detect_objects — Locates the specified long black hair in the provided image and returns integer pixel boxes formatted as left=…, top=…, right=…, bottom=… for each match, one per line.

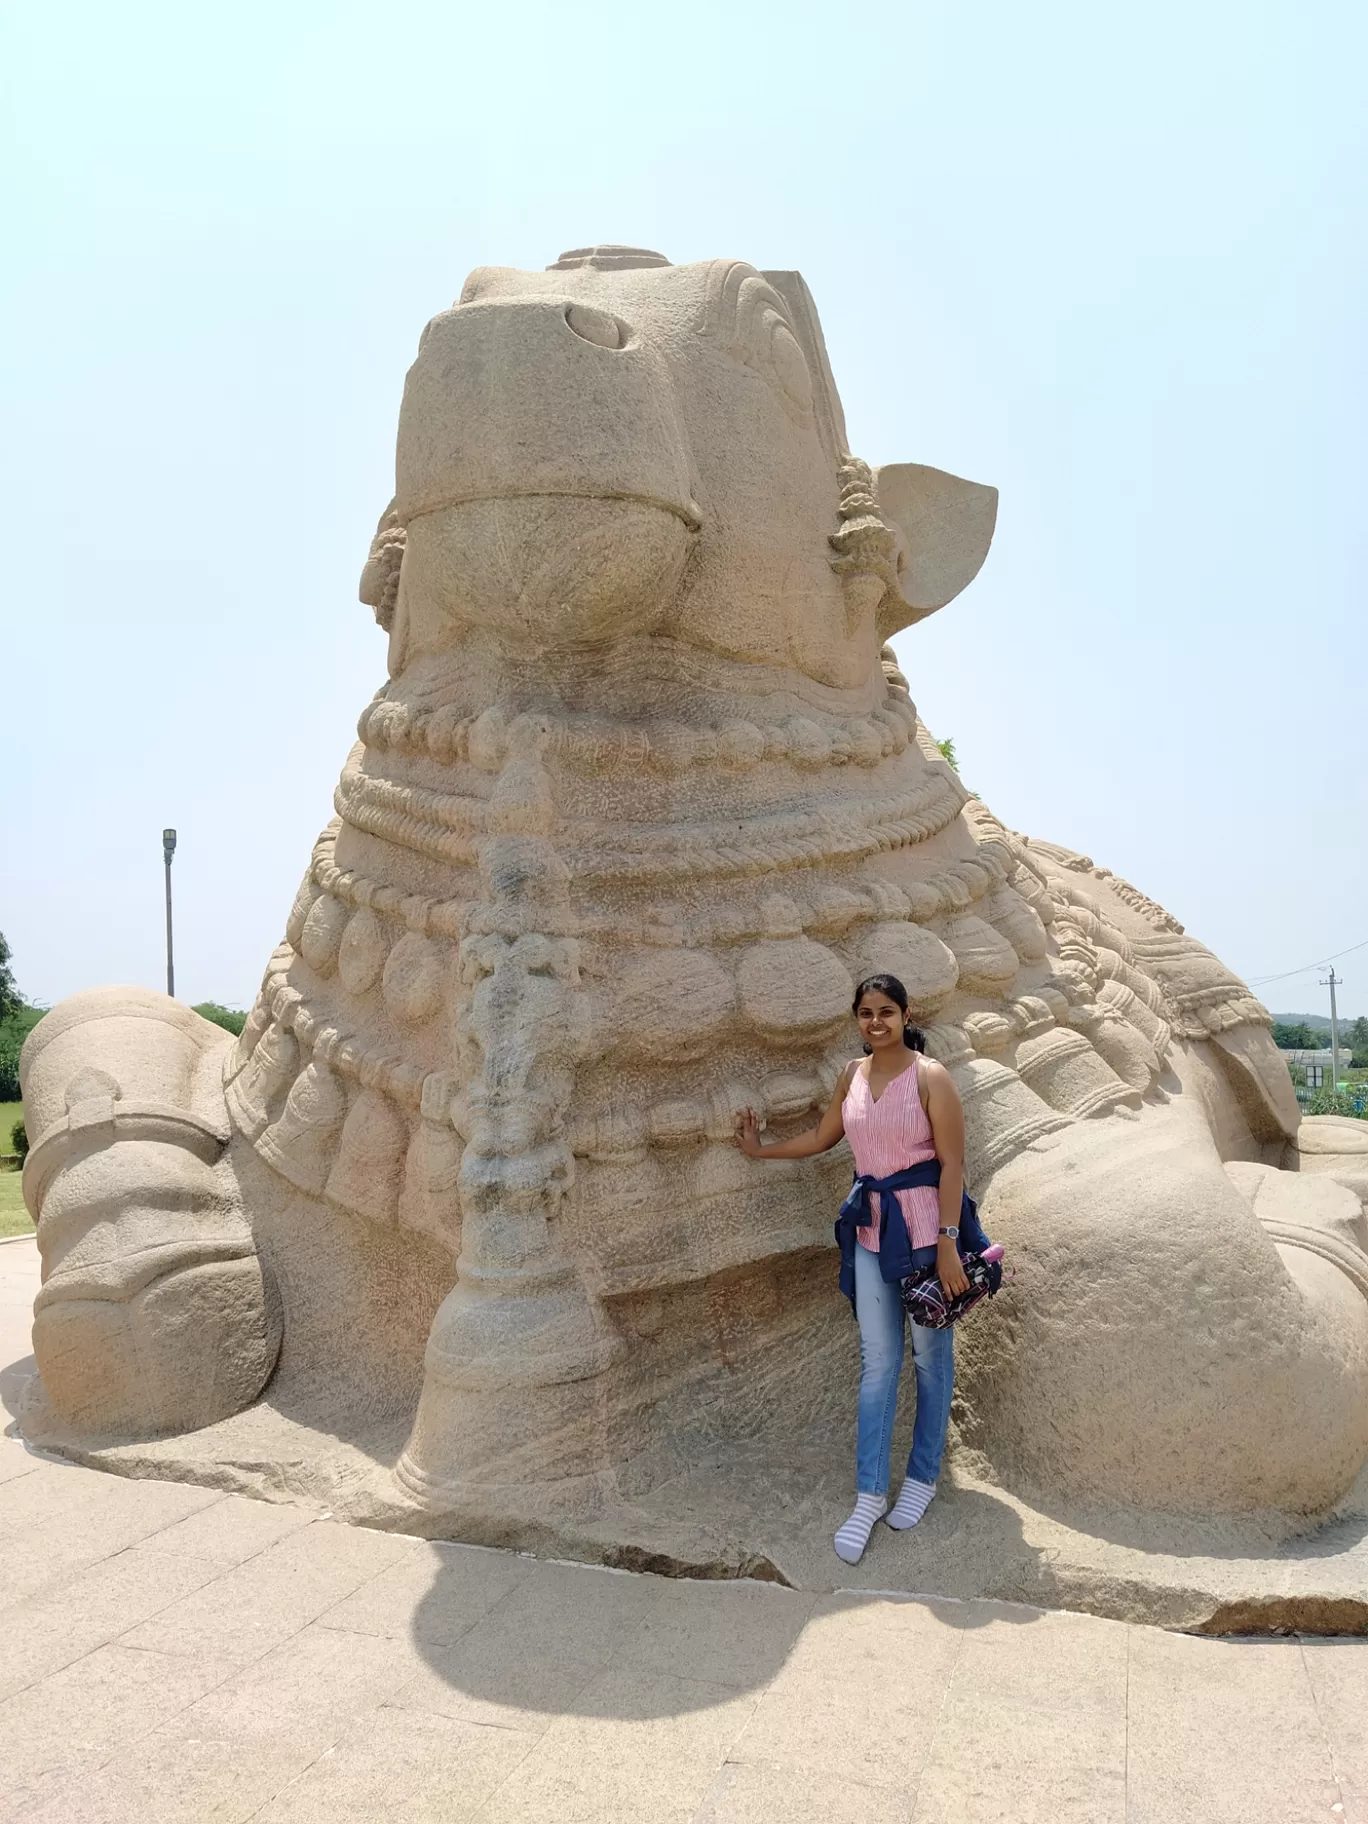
left=852, top=973, right=926, bottom=1054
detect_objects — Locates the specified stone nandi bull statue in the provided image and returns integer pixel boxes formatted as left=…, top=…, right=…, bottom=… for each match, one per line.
left=19, top=245, right=1368, bottom=1538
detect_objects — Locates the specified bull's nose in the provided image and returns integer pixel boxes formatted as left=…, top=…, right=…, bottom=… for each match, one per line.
left=563, top=302, right=627, bottom=349
left=398, top=296, right=695, bottom=531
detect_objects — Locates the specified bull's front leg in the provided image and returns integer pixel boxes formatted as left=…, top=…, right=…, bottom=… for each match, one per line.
left=19, top=986, right=281, bottom=1437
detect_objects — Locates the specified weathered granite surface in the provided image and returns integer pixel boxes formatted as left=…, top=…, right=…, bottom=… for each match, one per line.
left=17, top=247, right=1368, bottom=1622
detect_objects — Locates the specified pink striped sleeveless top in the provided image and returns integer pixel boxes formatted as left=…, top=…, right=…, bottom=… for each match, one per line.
left=841, top=1056, right=941, bottom=1253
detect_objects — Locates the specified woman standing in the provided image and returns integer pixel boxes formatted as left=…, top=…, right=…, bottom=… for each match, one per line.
left=734, top=973, right=984, bottom=1564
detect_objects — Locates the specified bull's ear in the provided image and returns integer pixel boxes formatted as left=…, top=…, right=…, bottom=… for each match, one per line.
left=873, top=463, right=998, bottom=637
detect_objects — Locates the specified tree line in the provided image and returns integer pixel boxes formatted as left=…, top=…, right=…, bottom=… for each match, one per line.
left=1273, top=1018, right=1368, bottom=1065
left=0, top=933, right=247, bottom=1103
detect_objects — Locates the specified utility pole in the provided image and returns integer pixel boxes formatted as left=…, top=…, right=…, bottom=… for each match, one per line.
left=1321, top=967, right=1342, bottom=1089
left=163, top=828, right=177, bottom=999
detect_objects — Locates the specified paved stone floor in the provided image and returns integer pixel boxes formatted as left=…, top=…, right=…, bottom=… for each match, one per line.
left=1, top=1234, right=1365, bottom=1823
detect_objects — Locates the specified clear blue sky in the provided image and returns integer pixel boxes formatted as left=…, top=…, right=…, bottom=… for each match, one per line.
left=5, top=0, right=1365, bottom=1018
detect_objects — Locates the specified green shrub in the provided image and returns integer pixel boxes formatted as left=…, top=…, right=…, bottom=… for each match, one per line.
left=0, top=1006, right=45, bottom=1102
left=192, top=1003, right=247, bottom=1037
left=1308, top=1088, right=1364, bottom=1120
left=0, top=932, right=22, bottom=1026
left=11, top=1119, right=27, bottom=1161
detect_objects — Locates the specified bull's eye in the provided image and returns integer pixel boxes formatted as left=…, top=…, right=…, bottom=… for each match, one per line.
left=564, top=303, right=625, bottom=349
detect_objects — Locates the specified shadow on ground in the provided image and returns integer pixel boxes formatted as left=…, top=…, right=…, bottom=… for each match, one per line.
left=402, top=1537, right=1043, bottom=1721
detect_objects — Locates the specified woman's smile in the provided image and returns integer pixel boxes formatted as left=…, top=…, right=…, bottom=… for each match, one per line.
left=857, top=996, right=907, bottom=1046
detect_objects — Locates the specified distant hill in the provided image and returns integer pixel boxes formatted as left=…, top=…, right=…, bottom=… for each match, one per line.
left=1272, top=1014, right=1367, bottom=1046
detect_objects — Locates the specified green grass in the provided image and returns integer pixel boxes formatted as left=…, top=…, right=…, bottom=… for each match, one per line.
left=0, top=1100, right=34, bottom=1236
left=0, top=1171, right=31, bottom=1237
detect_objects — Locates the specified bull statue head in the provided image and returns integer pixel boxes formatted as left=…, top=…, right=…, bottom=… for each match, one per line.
left=365, top=245, right=996, bottom=687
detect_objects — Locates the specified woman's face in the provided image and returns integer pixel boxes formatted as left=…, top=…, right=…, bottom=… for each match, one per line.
left=856, top=993, right=906, bottom=1051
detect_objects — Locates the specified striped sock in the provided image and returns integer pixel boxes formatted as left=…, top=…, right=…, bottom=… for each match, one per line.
left=885, top=1478, right=936, bottom=1530
left=834, top=1492, right=888, bottom=1564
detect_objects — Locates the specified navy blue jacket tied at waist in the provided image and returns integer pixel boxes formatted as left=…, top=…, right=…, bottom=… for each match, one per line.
left=835, top=1162, right=990, bottom=1309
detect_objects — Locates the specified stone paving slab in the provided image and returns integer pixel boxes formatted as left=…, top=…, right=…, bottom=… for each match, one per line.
left=1128, top=1628, right=1348, bottom=1822
left=3, top=1236, right=1367, bottom=1822
left=911, top=1603, right=1128, bottom=1823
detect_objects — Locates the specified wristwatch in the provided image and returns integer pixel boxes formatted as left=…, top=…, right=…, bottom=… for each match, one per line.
left=938, top=1225, right=959, bottom=1239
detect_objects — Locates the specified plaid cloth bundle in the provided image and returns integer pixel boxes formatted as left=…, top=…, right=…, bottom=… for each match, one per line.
left=899, top=1249, right=1006, bottom=1330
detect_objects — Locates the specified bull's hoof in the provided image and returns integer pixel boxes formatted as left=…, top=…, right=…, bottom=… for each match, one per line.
left=20, top=987, right=281, bottom=1439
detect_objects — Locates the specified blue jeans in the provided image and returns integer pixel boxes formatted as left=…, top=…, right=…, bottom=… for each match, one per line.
left=853, top=1239, right=955, bottom=1495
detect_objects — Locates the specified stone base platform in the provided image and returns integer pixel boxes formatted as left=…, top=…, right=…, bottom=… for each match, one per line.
left=17, top=1369, right=1368, bottom=1638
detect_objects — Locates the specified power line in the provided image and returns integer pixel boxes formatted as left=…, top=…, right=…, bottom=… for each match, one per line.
left=1247, top=935, right=1368, bottom=988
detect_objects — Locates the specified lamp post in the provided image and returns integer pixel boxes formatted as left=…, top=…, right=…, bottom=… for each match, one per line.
left=163, top=828, right=177, bottom=999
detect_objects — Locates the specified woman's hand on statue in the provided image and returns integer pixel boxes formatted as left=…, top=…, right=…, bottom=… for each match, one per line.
left=734, top=1108, right=764, bottom=1157
left=937, top=1238, right=970, bottom=1299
